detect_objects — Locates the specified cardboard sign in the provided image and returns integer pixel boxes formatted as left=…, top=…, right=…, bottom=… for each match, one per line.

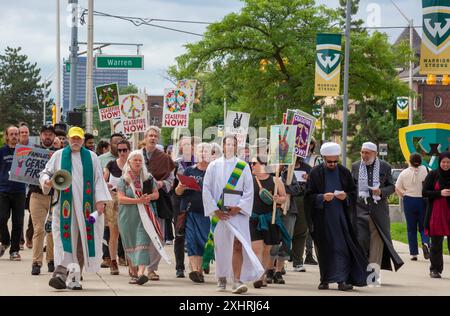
left=119, top=94, right=148, bottom=134
left=162, top=88, right=190, bottom=127
left=96, top=83, right=120, bottom=121
left=225, top=111, right=250, bottom=147
left=9, top=145, right=54, bottom=185
left=291, top=111, right=316, bottom=158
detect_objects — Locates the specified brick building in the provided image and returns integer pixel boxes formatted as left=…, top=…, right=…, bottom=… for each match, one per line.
left=395, top=28, right=450, bottom=124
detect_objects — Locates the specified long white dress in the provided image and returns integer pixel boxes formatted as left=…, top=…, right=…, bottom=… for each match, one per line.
left=39, top=149, right=111, bottom=273
left=202, top=156, right=264, bottom=282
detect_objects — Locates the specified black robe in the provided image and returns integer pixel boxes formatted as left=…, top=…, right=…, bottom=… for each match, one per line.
left=305, top=164, right=369, bottom=286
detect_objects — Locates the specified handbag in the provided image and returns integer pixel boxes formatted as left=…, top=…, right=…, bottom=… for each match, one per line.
left=155, top=187, right=174, bottom=219
left=255, top=176, right=274, bottom=205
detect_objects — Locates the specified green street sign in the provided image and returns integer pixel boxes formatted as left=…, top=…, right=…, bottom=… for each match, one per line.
left=65, top=62, right=70, bottom=73
left=95, top=55, right=144, bottom=70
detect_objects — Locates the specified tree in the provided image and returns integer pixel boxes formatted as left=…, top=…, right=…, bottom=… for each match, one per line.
left=337, top=0, right=364, bottom=30
left=168, top=0, right=413, bottom=162
left=0, top=47, right=51, bottom=134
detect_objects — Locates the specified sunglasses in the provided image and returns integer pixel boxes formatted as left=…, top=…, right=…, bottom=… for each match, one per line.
left=325, top=160, right=339, bottom=164
left=118, top=148, right=129, bottom=153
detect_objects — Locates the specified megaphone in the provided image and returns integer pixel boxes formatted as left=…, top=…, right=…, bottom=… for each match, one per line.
left=51, top=170, right=72, bottom=191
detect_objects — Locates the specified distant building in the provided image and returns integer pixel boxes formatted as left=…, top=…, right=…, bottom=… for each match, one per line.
left=395, top=27, right=450, bottom=124
left=63, top=56, right=128, bottom=112
left=147, top=95, right=164, bottom=127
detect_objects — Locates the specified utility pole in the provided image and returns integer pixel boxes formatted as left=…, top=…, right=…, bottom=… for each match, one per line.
left=56, top=0, right=61, bottom=123
left=342, top=0, right=352, bottom=165
left=85, top=0, right=94, bottom=132
left=69, top=0, right=79, bottom=112
left=391, top=0, right=414, bottom=126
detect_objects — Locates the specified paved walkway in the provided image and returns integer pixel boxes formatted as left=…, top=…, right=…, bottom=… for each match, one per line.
left=0, top=237, right=449, bottom=296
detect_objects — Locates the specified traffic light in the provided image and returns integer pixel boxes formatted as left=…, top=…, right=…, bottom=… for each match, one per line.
left=52, top=104, right=56, bottom=125
left=426, top=74, right=436, bottom=85
left=442, top=75, right=449, bottom=86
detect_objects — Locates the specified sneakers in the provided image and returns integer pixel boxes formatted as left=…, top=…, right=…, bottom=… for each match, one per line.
left=20, top=242, right=24, bottom=250
left=10, top=252, right=21, bottom=261
left=165, top=240, right=174, bottom=245
left=273, top=271, right=285, bottom=284
left=411, top=255, right=418, bottom=261
left=430, top=271, right=441, bottom=279
left=101, top=257, right=111, bottom=268
left=31, top=263, right=41, bottom=275
left=216, top=277, right=227, bottom=292
left=304, top=254, right=318, bottom=265
left=253, top=279, right=264, bottom=288
left=293, top=264, right=306, bottom=272
left=422, top=243, right=430, bottom=260
left=204, top=265, right=210, bottom=274
left=232, top=281, right=248, bottom=294
left=176, top=269, right=185, bottom=278
left=48, top=261, right=55, bottom=273
left=265, top=269, right=274, bottom=284
left=67, top=279, right=83, bottom=290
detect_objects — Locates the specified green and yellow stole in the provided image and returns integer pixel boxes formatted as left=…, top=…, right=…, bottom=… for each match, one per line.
left=60, top=146, right=95, bottom=256
left=202, top=160, right=247, bottom=270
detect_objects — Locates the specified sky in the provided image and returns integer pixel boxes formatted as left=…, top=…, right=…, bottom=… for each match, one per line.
left=0, top=0, right=423, bottom=99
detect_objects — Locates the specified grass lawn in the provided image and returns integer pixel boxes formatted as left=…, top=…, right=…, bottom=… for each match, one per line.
left=391, top=223, right=449, bottom=255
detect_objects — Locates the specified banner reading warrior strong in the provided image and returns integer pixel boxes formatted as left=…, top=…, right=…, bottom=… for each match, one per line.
left=314, top=33, right=342, bottom=96
left=420, top=0, right=450, bottom=74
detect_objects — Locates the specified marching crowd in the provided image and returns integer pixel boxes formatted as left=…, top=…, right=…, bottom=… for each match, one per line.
left=0, top=123, right=449, bottom=294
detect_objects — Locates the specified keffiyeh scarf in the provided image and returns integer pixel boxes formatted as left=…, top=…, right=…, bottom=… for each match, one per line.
left=358, top=158, right=381, bottom=204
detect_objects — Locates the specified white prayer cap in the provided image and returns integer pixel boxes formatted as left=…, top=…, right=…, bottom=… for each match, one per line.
left=361, top=142, right=377, bottom=152
left=320, top=142, right=341, bottom=156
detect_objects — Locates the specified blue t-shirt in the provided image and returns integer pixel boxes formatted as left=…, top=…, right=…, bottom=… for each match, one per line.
left=180, top=166, right=205, bottom=214
left=0, top=145, right=26, bottom=193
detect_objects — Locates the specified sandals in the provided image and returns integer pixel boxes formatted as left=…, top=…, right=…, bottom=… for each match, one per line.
left=148, top=271, right=160, bottom=281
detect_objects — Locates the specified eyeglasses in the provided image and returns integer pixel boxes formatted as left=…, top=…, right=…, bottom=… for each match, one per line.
left=325, top=160, right=339, bottom=164
left=118, top=148, right=129, bottom=153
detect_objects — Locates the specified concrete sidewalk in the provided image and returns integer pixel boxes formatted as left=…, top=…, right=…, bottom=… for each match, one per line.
left=0, top=238, right=449, bottom=296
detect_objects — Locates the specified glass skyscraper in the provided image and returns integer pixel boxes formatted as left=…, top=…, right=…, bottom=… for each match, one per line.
left=62, top=56, right=128, bottom=112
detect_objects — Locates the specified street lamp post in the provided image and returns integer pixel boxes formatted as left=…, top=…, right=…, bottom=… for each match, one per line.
left=391, top=0, right=414, bottom=126
left=342, top=0, right=352, bottom=165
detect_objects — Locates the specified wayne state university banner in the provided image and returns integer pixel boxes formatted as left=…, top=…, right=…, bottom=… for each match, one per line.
left=420, top=0, right=450, bottom=74
left=396, top=97, right=409, bottom=120
left=314, top=33, right=342, bottom=96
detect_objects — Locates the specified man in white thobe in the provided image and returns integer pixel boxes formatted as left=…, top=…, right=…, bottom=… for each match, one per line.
left=203, top=135, right=263, bottom=294
left=40, top=127, right=111, bottom=290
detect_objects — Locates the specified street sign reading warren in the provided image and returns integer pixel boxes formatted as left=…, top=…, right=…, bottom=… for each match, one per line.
left=95, top=55, right=144, bottom=70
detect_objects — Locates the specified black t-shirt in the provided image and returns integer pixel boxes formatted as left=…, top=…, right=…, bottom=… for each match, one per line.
left=106, top=160, right=123, bottom=179
left=180, top=166, right=205, bottom=214
left=252, top=176, right=275, bottom=215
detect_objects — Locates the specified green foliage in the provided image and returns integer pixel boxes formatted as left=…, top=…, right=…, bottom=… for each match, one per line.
left=388, top=194, right=399, bottom=205
left=391, top=223, right=449, bottom=255
left=0, top=47, right=51, bottom=134
left=168, top=0, right=415, bottom=159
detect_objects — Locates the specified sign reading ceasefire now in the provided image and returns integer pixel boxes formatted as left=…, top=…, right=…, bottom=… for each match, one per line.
left=95, top=55, right=144, bottom=70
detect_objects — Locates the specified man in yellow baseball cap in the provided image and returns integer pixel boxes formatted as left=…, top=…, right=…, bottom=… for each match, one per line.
left=67, top=126, right=85, bottom=139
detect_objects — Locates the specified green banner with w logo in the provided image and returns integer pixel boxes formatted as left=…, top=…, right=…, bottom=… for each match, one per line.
left=314, top=34, right=342, bottom=96
left=420, top=0, right=450, bottom=74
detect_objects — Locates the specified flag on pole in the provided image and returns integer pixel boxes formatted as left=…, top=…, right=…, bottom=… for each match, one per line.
left=314, top=34, right=342, bottom=96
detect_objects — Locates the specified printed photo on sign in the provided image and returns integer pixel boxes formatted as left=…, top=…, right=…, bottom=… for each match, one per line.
left=225, top=111, right=250, bottom=147
left=9, top=145, right=54, bottom=185
left=162, top=88, right=190, bottom=128
left=96, top=82, right=121, bottom=121
left=292, top=111, right=316, bottom=158
left=111, top=118, right=134, bottom=148
left=268, top=125, right=297, bottom=166
left=119, top=94, right=148, bottom=134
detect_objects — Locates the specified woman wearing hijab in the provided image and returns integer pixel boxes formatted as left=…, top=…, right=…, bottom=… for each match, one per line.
left=423, top=152, right=450, bottom=279
left=395, top=153, right=430, bottom=261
